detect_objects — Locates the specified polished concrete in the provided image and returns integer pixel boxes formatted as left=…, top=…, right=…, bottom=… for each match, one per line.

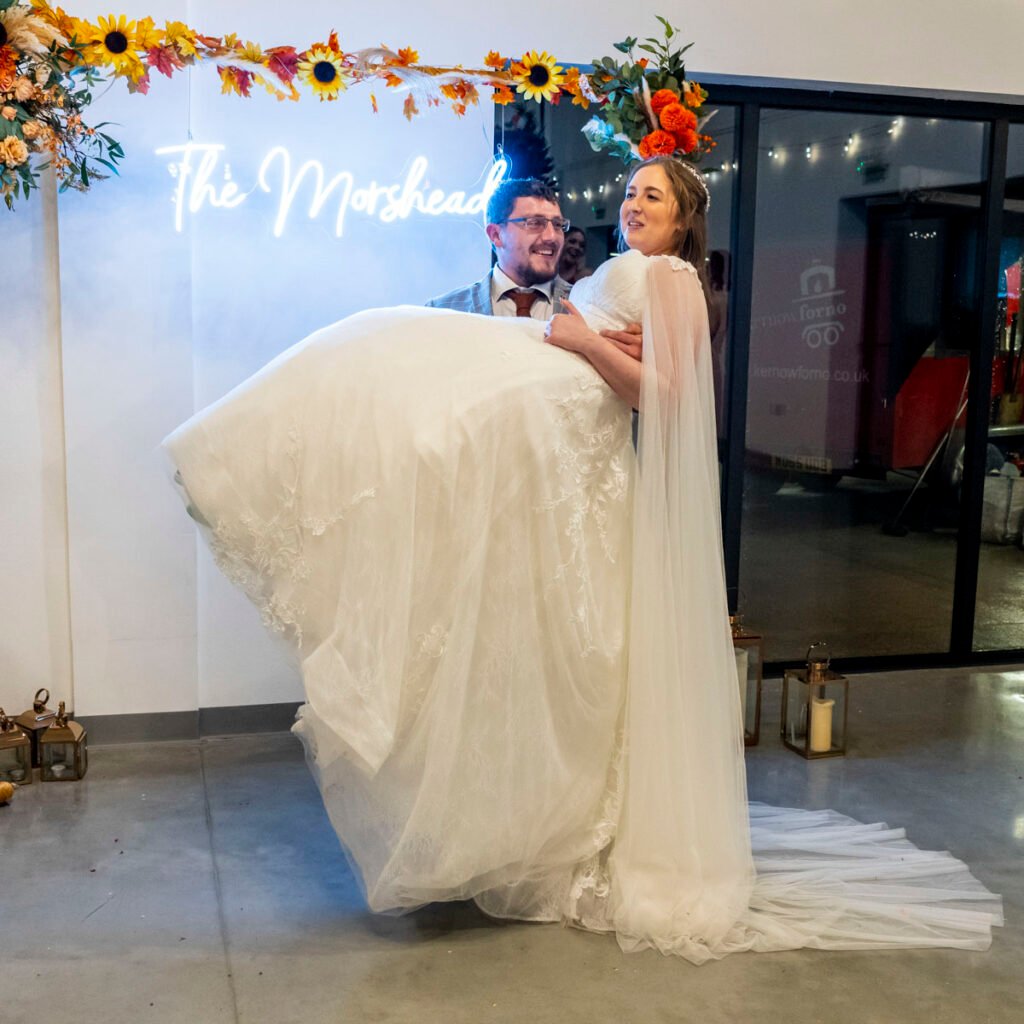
left=3, top=665, right=1021, bottom=1024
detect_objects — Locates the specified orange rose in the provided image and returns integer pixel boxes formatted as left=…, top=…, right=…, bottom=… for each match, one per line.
left=1, top=106, right=15, bottom=121
left=22, top=120, right=42, bottom=140
left=649, top=88, right=680, bottom=117
left=638, top=129, right=678, bottom=159
left=674, top=128, right=699, bottom=154
left=13, top=77, right=34, bottom=102
left=0, top=136, right=30, bottom=167
left=659, top=102, right=697, bottom=134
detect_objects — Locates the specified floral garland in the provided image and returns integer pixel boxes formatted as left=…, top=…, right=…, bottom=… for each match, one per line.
left=0, top=4, right=708, bottom=210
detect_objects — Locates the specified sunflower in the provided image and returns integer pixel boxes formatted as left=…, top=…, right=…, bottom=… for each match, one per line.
left=513, top=51, right=564, bottom=103
left=78, top=14, right=143, bottom=80
left=297, top=44, right=347, bottom=101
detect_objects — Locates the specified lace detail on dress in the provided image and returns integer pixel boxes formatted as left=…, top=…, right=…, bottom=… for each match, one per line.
left=199, top=423, right=377, bottom=645
left=651, top=254, right=698, bottom=277
left=301, top=487, right=377, bottom=535
left=537, top=371, right=631, bottom=656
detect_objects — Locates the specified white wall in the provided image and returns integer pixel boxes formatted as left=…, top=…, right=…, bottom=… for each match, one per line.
left=3, top=0, right=1022, bottom=720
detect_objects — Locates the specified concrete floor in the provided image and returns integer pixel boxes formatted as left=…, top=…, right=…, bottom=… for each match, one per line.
left=3, top=665, right=1022, bottom=1024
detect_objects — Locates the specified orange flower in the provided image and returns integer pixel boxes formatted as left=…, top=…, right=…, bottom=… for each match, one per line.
left=638, top=129, right=678, bottom=159
left=394, top=46, right=418, bottom=65
left=659, top=102, right=697, bottom=133
left=0, top=136, right=29, bottom=167
left=683, top=83, right=705, bottom=108
left=484, top=50, right=506, bottom=69
left=383, top=72, right=403, bottom=88
left=674, top=128, right=699, bottom=154
left=560, top=65, right=590, bottom=108
left=650, top=89, right=679, bottom=117
left=492, top=84, right=514, bottom=105
left=0, top=47, right=16, bottom=91
left=13, top=77, right=35, bottom=102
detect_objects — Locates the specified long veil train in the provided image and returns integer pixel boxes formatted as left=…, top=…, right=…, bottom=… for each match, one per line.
left=589, top=256, right=1001, bottom=960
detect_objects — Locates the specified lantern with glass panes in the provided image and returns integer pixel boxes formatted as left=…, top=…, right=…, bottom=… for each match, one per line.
left=729, top=615, right=763, bottom=746
left=781, top=643, right=849, bottom=758
left=15, top=688, right=57, bottom=768
left=0, top=708, right=32, bottom=784
left=39, top=702, right=88, bottom=782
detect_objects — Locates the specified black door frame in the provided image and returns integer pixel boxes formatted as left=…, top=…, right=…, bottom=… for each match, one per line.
left=707, top=83, right=1021, bottom=671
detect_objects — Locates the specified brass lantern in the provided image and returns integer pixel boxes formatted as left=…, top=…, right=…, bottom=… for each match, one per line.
left=730, top=614, right=763, bottom=746
left=0, top=708, right=32, bottom=785
left=39, top=702, right=88, bottom=782
left=15, top=688, right=57, bottom=768
left=781, top=642, right=849, bottom=759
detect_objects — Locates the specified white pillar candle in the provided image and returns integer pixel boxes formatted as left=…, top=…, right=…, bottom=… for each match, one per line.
left=734, top=647, right=749, bottom=727
left=809, top=697, right=835, bottom=753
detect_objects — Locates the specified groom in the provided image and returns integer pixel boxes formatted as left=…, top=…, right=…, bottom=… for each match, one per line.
left=427, top=178, right=571, bottom=318
left=427, top=177, right=644, bottom=361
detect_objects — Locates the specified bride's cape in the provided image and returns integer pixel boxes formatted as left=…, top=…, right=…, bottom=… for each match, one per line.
left=164, top=252, right=1001, bottom=963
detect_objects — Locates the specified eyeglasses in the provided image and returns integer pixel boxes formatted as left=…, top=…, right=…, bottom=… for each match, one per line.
left=500, top=216, right=571, bottom=234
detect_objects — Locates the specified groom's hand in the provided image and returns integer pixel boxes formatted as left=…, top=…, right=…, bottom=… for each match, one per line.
left=600, top=323, right=643, bottom=362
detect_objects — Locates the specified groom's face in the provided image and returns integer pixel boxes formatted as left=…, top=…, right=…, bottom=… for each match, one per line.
left=488, top=197, right=565, bottom=287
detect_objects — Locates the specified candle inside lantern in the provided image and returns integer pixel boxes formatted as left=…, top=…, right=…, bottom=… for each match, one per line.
left=734, top=647, right=749, bottom=725
left=809, top=697, right=835, bottom=753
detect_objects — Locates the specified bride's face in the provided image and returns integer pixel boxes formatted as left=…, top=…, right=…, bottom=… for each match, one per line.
left=619, top=165, right=682, bottom=257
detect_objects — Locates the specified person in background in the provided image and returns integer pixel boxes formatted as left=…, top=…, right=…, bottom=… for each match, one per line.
left=557, top=226, right=595, bottom=286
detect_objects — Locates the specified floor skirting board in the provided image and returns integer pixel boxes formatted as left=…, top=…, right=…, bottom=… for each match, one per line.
left=77, top=703, right=303, bottom=745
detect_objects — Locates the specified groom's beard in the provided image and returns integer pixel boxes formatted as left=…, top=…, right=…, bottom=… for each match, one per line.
left=520, top=265, right=557, bottom=286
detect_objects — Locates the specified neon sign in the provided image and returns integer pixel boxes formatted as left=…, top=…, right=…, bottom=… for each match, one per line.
left=155, top=143, right=509, bottom=237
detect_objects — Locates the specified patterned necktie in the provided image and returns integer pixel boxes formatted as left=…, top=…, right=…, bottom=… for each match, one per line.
left=509, top=289, right=540, bottom=317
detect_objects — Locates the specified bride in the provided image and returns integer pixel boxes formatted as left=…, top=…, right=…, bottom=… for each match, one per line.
left=165, top=156, right=1001, bottom=963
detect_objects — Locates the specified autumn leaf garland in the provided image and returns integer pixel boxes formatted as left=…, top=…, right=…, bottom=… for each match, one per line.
left=0, top=4, right=711, bottom=209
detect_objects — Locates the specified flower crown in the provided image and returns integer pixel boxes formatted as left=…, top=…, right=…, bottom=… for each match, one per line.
left=581, top=19, right=716, bottom=170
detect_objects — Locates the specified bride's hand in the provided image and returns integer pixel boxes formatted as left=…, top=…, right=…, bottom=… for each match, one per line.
left=544, top=299, right=598, bottom=355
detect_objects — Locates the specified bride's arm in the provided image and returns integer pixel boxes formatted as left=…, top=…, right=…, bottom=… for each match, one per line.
left=544, top=300, right=642, bottom=409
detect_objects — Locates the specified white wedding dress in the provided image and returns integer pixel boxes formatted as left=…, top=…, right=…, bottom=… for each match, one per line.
left=165, top=250, right=1001, bottom=962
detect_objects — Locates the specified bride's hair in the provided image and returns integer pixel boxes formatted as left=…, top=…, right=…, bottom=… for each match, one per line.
left=620, top=156, right=714, bottom=321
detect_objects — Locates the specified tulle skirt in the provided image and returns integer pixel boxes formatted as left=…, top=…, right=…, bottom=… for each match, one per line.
left=165, top=300, right=1002, bottom=962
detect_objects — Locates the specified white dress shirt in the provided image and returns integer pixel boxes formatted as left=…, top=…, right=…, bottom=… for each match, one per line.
left=490, top=266, right=556, bottom=320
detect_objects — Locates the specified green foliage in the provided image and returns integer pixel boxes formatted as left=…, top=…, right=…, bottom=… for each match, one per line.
left=0, top=24, right=125, bottom=209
